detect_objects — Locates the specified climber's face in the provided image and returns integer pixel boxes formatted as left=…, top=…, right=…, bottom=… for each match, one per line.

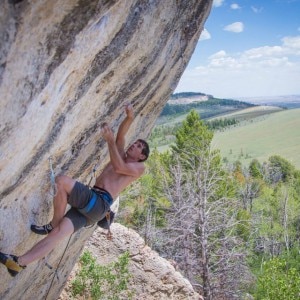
left=126, top=140, right=147, bottom=162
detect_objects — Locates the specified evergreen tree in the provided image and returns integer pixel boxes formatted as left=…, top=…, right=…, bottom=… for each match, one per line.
left=266, top=155, right=295, bottom=183
left=171, top=110, right=213, bottom=169
left=249, top=159, right=263, bottom=179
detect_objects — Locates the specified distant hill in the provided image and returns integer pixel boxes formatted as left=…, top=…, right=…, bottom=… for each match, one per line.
left=208, top=105, right=283, bottom=122
left=170, top=92, right=211, bottom=99
left=160, top=92, right=256, bottom=120
left=238, top=95, right=300, bottom=109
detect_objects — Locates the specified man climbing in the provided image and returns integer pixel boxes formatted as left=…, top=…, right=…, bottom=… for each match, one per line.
left=0, top=103, right=150, bottom=276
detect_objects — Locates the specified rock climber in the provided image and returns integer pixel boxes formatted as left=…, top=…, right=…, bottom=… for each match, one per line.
left=0, top=103, right=150, bottom=276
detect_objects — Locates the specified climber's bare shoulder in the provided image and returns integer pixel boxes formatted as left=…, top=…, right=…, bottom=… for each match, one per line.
left=95, top=161, right=145, bottom=199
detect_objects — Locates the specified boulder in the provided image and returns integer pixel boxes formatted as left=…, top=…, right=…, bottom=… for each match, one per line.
left=60, top=223, right=203, bottom=300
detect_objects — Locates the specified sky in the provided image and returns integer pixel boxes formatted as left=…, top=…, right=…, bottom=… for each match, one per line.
left=175, top=0, right=300, bottom=99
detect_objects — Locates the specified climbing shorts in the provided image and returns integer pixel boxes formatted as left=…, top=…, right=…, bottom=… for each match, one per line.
left=65, top=181, right=113, bottom=232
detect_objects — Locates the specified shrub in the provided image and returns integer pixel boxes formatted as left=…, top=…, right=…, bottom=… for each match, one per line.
left=71, top=251, right=133, bottom=300
left=254, top=257, right=300, bottom=300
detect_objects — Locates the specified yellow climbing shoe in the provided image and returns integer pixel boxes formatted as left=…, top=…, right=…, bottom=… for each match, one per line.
left=0, top=252, right=26, bottom=277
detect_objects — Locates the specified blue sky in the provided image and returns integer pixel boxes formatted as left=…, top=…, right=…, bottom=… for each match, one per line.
left=175, top=0, right=300, bottom=98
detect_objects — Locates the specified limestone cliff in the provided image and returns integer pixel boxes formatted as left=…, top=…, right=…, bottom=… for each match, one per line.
left=60, top=224, right=203, bottom=300
left=0, top=0, right=212, bottom=299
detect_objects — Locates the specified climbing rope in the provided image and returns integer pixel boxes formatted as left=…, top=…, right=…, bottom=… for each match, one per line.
left=44, top=234, right=73, bottom=300
left=43, top=154, right=111, bottom=298
left=48, top=156, right=57, bottom=196
left=44, top=156, right=72, bottom=298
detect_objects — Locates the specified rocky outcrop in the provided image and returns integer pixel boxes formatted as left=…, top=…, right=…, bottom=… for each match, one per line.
left=0, top=0, right=212, bottom=299
left=61, top=223, right=203, bottom=300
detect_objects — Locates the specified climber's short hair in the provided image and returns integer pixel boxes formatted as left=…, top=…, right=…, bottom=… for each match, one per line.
left=138, top=139, right=150, bottom=162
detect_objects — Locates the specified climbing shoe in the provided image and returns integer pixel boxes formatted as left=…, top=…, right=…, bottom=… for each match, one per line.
left=0, top=252, right=26, bottom=277
left=31, top=223, right=53, bottom=235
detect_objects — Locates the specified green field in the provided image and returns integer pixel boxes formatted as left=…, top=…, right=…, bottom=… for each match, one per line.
left=212, top=108, right=300, bottom=168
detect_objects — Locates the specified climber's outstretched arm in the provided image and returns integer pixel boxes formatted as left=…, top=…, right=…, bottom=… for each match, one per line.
left=115, top=103, right=134, bottom=153
left=101, top=123, right=145, bottom=177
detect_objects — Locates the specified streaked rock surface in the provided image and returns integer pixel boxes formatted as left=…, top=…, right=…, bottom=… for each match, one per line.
left=0, top=0, right=212, bottom=298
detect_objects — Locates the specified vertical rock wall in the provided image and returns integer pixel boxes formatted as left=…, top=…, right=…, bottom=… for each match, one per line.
left=0, top=0, right=212, bottom=298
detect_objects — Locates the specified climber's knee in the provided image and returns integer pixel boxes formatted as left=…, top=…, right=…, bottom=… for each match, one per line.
left=50, top=217, right=74, bottom=239
left=55, top=175, right=69, bottom=185
left=55, top=175, right=76, bottom=195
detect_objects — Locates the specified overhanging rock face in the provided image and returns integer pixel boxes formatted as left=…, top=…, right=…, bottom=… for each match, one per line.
left=0, top=0, right=212, bottom=299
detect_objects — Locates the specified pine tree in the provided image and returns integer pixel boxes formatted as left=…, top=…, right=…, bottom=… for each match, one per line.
left=171, top=110, right=213, bottom=168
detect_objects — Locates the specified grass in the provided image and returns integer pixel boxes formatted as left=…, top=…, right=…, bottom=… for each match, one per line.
left=212, top=108, right=300, bottom=168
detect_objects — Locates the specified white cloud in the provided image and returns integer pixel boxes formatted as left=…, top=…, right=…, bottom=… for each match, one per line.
left=209, top=50, right=227, bottom=59
left=230, top=3, right=241, bottom=10
left=251, top=6, right=263, bottom=13
left=175, top=35, right=300, bottom=98
left=211, top=38, right=300, bottom=70
left=258, top=57, right=291, bottom=68
left=282, top=36, right=300, bottom=54
left=213, top=0, right=224, bottom=7
left=240, top=36, right=300, bottom=60
left=223, top=22, right=244, bottom=33
left=199, top=28, right=211, bottom=41
left=243, top=46, right=284, bottom=59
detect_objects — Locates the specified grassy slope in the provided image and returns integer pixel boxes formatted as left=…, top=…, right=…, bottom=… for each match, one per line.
left=212, top=108, right=300, bottom=168
left=154, top=106, right=283, bottom=152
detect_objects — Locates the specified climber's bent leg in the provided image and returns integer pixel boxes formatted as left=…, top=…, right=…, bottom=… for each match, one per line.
left=19, top=217, right=74, bottom=267
left=51, top=175, right=76, bottom=228
left=31, top=175, right=76, bottom=235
